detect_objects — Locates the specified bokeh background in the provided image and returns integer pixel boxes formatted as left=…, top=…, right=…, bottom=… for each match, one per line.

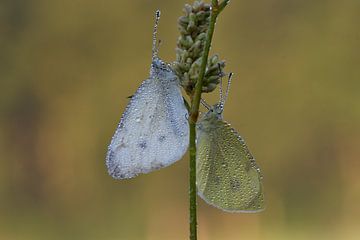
left=1, top=0, right=359, bottom=239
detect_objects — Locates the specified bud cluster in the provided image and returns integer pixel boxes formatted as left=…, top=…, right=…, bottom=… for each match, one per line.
left=173, top=0, right=225, bottom=96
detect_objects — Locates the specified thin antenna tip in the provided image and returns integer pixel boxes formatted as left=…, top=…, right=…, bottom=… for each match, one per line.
left=152, top=10, right=161, bottom=60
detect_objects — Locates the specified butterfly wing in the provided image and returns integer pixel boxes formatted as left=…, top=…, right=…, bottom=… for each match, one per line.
left=196, top=119, right=264, bottom=212
left=106, top=75, right=189, bottom=179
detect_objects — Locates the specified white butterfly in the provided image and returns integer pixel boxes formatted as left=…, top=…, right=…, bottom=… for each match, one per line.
left=106, top=10, right=189, bottom=179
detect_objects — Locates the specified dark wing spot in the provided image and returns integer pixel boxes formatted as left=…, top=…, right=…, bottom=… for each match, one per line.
left=138, top=141, right=147, bottom=149
left=158, top=135, right=166, bottom=142
left=107, top=149, right=116, bottom=163
left=230, top=179, right=241, bottom=191
left=112, top=166, right=126, bottom=179
left=106, top=151, right=125, bottom=179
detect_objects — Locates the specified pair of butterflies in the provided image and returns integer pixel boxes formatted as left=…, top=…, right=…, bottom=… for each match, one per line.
left=106, top=10, right=264, bottom=212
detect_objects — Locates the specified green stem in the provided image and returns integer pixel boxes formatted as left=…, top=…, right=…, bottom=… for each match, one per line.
left=188, top=1, right=229, bottom=240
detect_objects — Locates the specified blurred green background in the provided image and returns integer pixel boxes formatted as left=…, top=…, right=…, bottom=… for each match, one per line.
left=1, top=0, right=359, bottom=239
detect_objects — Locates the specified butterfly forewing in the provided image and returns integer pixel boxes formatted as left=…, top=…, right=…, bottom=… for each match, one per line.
left=196, top=119, right=264, bottom=212
left=106, top=74, right=189, bottom=179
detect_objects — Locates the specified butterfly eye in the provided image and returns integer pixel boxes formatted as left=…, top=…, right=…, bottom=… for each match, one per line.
left=162, top=62, right=170, bottom=71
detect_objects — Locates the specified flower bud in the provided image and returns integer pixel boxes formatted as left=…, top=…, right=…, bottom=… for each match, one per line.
left=173, top=1, right=226, bottom=96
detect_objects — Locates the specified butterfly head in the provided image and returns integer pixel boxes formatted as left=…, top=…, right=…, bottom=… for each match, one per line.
left=197, top=103, right=224, bottom=131
left=203, top=103, right=224, bottom=121
left=200, top=72, right=233, bottom=123
left=150, top=57, right=175, bottom=79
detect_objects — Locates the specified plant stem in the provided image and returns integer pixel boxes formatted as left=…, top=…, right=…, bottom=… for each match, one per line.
left=188, top=1, right=230, bottom=240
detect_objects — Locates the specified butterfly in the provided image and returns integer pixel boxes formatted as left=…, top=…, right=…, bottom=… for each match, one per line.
left=196, top=73, right=265, bottom=212
left=106, top=10, right=189, bottom=179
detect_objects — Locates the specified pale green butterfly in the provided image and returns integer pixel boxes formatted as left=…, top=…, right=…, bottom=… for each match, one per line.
left=196, top=73, right=265, bottom=212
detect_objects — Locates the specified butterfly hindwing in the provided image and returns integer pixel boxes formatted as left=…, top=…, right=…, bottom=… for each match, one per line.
left=196, top=119, right=264, bottom=212
left=106, top=74, right=189, bottom=179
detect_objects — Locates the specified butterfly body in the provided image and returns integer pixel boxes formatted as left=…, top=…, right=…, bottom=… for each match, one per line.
left=196, top=103, right=264, bottom=212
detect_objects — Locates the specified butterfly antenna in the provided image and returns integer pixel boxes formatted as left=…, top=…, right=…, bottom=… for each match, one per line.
left=200, top=99, right=211, bottom=110
left=152, top=10, right=161, bottom=61
left=218, top=63, right=224, bottom=105
left=223, top=72, right=233, bottom=106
